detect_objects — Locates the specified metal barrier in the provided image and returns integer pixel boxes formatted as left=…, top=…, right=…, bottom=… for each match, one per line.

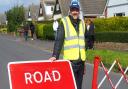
left=92, top=56, right=128, bottom=89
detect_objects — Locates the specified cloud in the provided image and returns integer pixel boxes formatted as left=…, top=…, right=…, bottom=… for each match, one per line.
left=0, top=0, right=20, bottom=7
left=22, top=0, right=40, bottom=6
left=0, top=0, right=12, bottom=13
left=0, top=0, right=40, bottom=6
left=0, top=0, right=40, bottom=13
left=0, top=0, right=11, bottom=6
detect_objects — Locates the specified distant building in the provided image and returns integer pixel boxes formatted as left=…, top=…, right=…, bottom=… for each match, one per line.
left=27, top=8, right=32, bottom=21
left=53, top=0, right=62, bottom=20
left=25, top=4, right=39, bottom=21
left=0, top=13, right=6, bottom=25
left=26, top=0, right=56, bottom=21
left=38, top=3, right=45, bottom=21
left=40, top=0, right=56, bottom=20
left=106, top=0, right=128, bottom=17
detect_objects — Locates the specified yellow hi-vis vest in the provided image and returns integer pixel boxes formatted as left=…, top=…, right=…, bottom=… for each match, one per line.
left=61, top=16, right=86, bottom=61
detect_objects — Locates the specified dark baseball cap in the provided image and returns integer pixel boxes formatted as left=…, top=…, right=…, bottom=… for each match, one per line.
left=70, top=0, right=80, bottom=9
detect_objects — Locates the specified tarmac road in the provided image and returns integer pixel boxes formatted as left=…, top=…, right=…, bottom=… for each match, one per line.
left=0, top=34, right=127, bottom=89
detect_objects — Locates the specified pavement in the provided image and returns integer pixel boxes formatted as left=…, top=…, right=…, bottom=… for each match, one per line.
left=2, top=33, right=128, bottom=52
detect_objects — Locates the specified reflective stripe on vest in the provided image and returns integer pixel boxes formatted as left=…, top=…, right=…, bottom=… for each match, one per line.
left=62, top=16, right=86, bottom=61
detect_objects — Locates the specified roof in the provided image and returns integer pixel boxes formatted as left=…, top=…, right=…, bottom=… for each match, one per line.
left=58, top=0, right=70, bottom=16
left=41, top=0, right=56, bottom=4
left=54, top=0, right=107, bottom=17
left=25, top=4, right=41, bottom=21
left=81, top=0, right=107, bottom=16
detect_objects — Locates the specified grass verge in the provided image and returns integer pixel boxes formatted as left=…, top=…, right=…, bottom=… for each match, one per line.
left=86, top=49, right=128, bottom=73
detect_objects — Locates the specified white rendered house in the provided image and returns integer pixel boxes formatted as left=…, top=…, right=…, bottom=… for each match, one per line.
left=107, top=0, right=128, bottom=17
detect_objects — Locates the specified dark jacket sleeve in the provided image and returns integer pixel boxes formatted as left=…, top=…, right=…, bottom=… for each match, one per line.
left=52, top=22, right=65, bottom=59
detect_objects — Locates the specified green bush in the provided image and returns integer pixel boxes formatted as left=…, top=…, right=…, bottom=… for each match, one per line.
left=0, top=28, right=7, bottom=33
left=94, top=17, right=128, bottom=32
left=35, top=23, right=45, bottom=38
left=35, top=17, right=128, bottom=42
left=95, top=32, right=128, bottom=43
left=94, top=17, right=128, bottom=43
left=43, top=23, right=54, bottom=40
left=7, top=21, right=16, bottom=32
left=35, top=21, right=54, bottom=40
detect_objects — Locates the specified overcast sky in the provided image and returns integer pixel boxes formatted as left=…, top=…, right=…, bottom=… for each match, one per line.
left=0, top=0, right=40, bottom=13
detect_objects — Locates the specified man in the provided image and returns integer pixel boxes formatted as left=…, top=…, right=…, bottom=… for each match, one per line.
left=49, top=0, right=86, bottom=89
left=23, top=21, right=29, bottom=41
left=30, top=22, right=35, bottom=40
left=85, top=19, right=95, bottom=50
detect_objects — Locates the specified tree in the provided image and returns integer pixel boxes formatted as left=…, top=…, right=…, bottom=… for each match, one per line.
left=6, top=5, right=25, bottom=32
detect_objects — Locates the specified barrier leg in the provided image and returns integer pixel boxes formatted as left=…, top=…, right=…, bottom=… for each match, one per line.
left=115, top=67, right=128, bottom=89
left=92, top=56, right=100, bottom=89
left=98, top=60, right=116, bottom=88
left=116, top=61, right=128, bottom=84
left=101, top=62, right=115, bottom=89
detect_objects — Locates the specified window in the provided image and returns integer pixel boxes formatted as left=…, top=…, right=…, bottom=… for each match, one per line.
left=51, top=6, right=54, bottom=11
left=114, top=12, right=125, bottom=17
left=56, top=4, right=60, bottom=11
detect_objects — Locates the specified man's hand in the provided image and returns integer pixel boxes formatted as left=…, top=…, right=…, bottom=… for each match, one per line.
left=49, top=57, right=56, bottom=61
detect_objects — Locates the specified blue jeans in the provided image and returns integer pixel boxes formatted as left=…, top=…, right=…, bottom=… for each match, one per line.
left=24, top=32, right=28, bottom=41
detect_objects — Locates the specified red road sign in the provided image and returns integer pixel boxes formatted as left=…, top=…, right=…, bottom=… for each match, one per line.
left=8, top=60, right=77, bottom=89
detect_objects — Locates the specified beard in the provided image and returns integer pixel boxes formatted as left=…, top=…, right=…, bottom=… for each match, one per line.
left=72, top=14, right=79, bottom=19
left=70, top=10, right=80, bottom=19
left=71, top=12, right=79, bottom=19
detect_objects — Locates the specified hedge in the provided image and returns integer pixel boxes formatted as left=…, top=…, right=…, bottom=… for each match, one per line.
left=0, top=28, right=7, bottom=34
left=35, top=17, right=128, bottom=42
left=95, top=32, right=128, bottom=43
left=35, top=22, right=54, bottom=40
left=43, top=23, right=54, bottom=40
left=94, top=17, right=128, bottom=32
left=35, top=23, right=45, bottom=38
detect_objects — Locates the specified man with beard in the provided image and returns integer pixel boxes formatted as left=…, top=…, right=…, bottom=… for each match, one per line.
left=49, top=0, right=86, bottom=89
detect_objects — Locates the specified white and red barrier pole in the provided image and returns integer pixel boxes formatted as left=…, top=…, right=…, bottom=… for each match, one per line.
left=115, top=66, right=128, bottom=89
left=100, top=61, right=115, bottom=89
left=92, top=57, right=128, bottom=89
left=92, top=56, right=100, bottom=89
left=98, top=60, right=116, bottom=88
left=116, top=60, right=128, bottom=84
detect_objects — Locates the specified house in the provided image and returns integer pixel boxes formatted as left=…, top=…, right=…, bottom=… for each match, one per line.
left=53, top=0, right=107, bottom=20
left=27, top=8, right=32, bottom=21
left=38, top=3, right=45, bottom=21
left=107, top=0, right=128, bottom=17
left=26, top=0, right=56, bottom=21
left=25, top=0, right=55, bottom=21
left=0, top=13, right=6, bottom=25
left=25, top=4, right=40, bottom=21
left=40, top=0, right=56, bottom=20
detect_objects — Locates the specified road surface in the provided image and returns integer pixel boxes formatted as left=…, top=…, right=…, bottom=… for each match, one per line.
left=0, top=34, right=127, bottom=89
